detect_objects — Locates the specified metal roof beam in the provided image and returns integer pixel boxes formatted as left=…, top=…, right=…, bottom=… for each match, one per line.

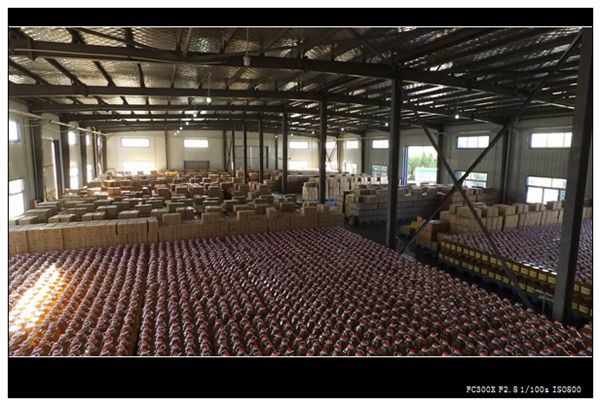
left=9, top=38, right=574, bottom=109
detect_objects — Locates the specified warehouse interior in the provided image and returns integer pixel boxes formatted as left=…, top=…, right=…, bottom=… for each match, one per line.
left=8, top=26, right=593, bottom=357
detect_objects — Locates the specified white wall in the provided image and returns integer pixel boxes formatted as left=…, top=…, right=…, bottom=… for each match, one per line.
left=102, top=114, right=592, bottom=202
left=9, top=101, right=36, bottom=210
left=339, top=132, right=363, bottom=173
left=106, top=131, right=167, bottom=172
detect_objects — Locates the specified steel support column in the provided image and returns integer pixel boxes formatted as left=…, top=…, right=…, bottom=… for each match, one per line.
left=242, top=121, right=249, bottom=183
left=222, top=130, right=228, bottom=171
left=319, top=100, right=327, bottom=203
left=385, top=78, right=401, bottom=249
left=53, top=140, right=63, bottom=197
left=31, top=124, right=45, bottom=201
left=101, top=136, right=107, bottom=173
left=360, top=136, right=367, bottom=174
left=79, top=133, right=88, bottom=186
left=282, top=112, right=289, bottom=194
left=59, top=125, right=71, bottom=190
left=165, top=130, right=170, bottom=170
left=91, top=134, right=98, bottom=178
left=231, top=125, right=236, bottom=174
left=500, top=124, right=513, bottom=203
left=436, top=132, right=444, bottom=184
left=336, top=136, right=343, bottom=173
left=274, top=134, right=279, bottom=170
left=258, top=117, right=264, bottom=183
left=553, top=28, right=593, bottom=323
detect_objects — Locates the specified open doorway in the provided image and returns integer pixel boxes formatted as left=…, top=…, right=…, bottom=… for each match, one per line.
left=403, top=146, right=438, bottom=185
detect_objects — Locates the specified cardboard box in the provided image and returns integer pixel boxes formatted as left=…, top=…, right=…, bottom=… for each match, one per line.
left=513, top=203, right=529, bottom=214
left=494, top=204, right=516, bottom=216
left=119, top=210, right=140, bottom=219
left=163, top=213, right=183, bottom=226
left=480, top=206, right=499, bottom=218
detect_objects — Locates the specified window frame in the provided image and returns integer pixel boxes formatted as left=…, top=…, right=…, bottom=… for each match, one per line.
left=455, top=170, right=488, bottom=188
left=289, top=140, right=310, bottom=150
left=69, top=166, right=80, bottom=189
left=288, top=160, right=309, bottom=170
left=529, top=131, right=572, bottom=149
left=68, top=131, right=77, bottom=146
left=121, top=137, right=150, bottom=148
left=526, top=175, right=567, bottom=204
left=456, top=134, right=490, bottom=149
left=9, top=178, right=26, bottom=219
left=184, top=138, right=209, bottom=148
left=371, top=164, right=388, bottom=177
left=9, top=119, right=21, bottom=142
left=344, top=140, right=359, bottom=150
left=372, top=139, right=389, bottom=149
left=325, top=141, right=337, bottom=150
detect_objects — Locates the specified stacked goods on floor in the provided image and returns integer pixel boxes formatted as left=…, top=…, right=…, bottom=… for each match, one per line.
left=437, top=187, right=501, bottom=211
left=10, top=227, right=591, bottom=356
left=425, top=200, right=582, bottom=251
left=345, top=184, right=440, bottom=225
left=438, top=219, right=593, bottom=317
left=8, top=244, right=147, bottom=356
left=301, top=174, right=386, bottom=204
left=8, top=201, right=344, bottom=256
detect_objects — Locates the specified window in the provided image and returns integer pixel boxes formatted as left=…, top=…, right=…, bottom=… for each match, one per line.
left=326, top=141, right=336, bottom=149
left=530, top=132, right=572, bottom=148
left=121, top=137, right=150, bottom=148
left=184, top=138, right=209, bottom=148
left=372, top=139, right=389, bottom=149
left=289, top=141, right=309, bottom=150
left=457, top=135, right=489, bottom=149
left=9, top=179, right=25, bottom=219
left=68, top=131, right=77, bottom=146
left=86, top=135, right=91, bottom=146
left=371, top=164, right=387, bottom=177
left=69, top=167, right=79, bottom=189
left=122, top=161, right=152, bottom=174
left=87, top=164, right=94, bottom=182
left=526, top=176, right=567, bottom=204
left=455, top=171, right=488, bottom=188
left=288, top=160, right=308, bottom=170
left=345, top=140, right=359, bottom=150
left=345, top=162, right=358, bottom=174
left=9, top=120, right=20, bottom=142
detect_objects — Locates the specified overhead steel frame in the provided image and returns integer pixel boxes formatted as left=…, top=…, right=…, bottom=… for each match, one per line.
left=319, top=99, right=327, bottom=203
left=385, top=78, right=401, bottom=249
left=242, top=121, right=249, bottom=183
left=552, top=28, right=593, bottom=323
left=281, top=111, right=289, bottom=194
left=8, top=38, right=575, bottom=109
left=258, top=116, right=264, bottom=183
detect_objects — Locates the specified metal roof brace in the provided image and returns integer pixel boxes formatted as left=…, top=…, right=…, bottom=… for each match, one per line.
left=398, top=30, right=583, bottom=258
